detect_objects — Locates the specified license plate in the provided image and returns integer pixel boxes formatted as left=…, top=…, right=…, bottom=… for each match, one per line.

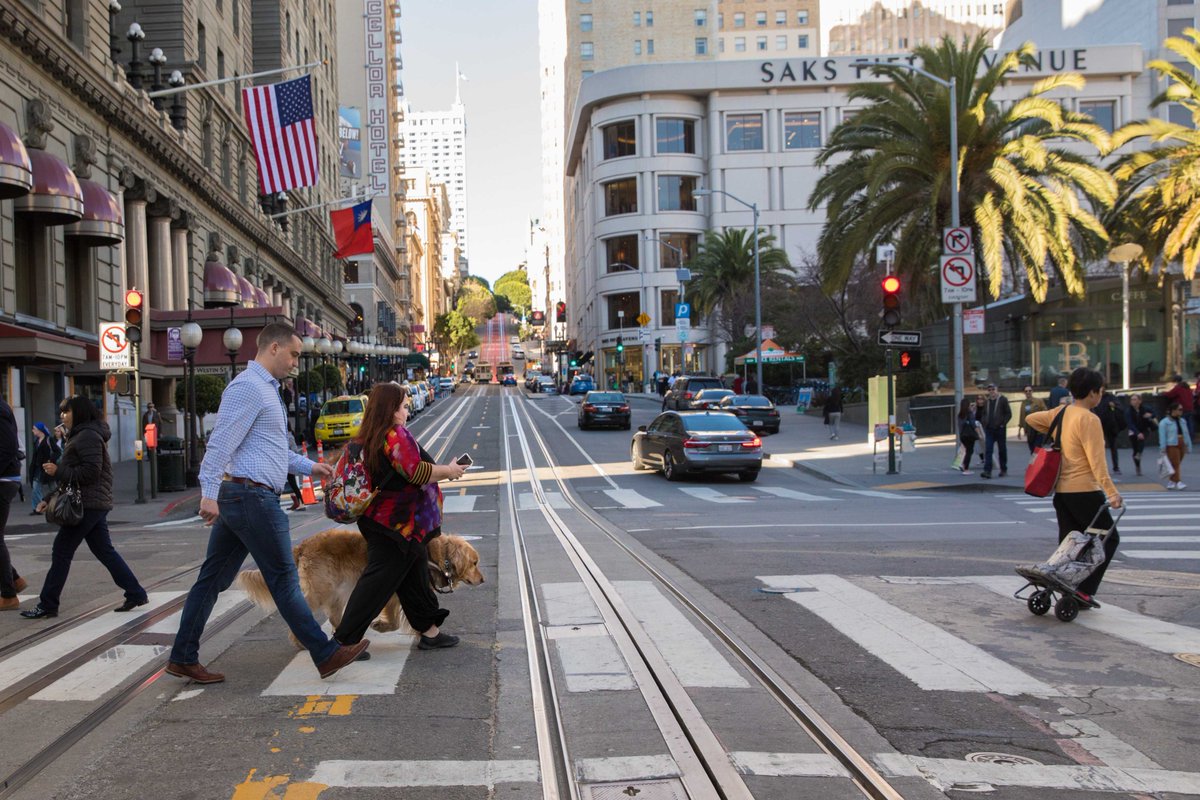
left=750, top=421, right=762, bottom=426
left=719, top=445, right=733, bottom=452
left=333, top=428, right=346, bottom=436
left=597, top=406, right=611, bottom=412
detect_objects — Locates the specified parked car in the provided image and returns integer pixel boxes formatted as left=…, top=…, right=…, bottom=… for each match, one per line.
left=663, top=375, right=726, bottom=410
left=578, top=391, right=631, bottom=430
left=569, top=375, right=595, bottom=395
left=437, top=377, right=455, bottom=394
left=501, top=374, right=517, bottom=386
left=421, top=380, right=436, bottom=404
left=404, top=383, right=426, bottom=414
left=313, top=395, right=368, bottom=445
left=691, top=388, right=736, bottom=410
left=537, top=376, right=557, bottom=394
left=718, top=394, right=781, bottom=434
left=631, top=410, right=762, bottom=482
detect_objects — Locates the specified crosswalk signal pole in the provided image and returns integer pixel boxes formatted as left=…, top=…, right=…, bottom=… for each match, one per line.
left=886, top=347, right=897, bottom=475
left=132, top=343, right=146, bottom=504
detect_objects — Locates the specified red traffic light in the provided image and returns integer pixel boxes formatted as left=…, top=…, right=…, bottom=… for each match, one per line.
left=125, top=288, right=144, bottom=308
left=899, top=351, right=912, bottom=368
left=882, top=275, right=900, bottom=294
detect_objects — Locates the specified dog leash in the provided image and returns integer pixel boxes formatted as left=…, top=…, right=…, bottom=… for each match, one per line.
left=428, top=556, right=454, bottom=594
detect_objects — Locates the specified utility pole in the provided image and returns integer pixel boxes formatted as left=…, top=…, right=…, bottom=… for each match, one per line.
left=132, top=343, right=146, bottom=504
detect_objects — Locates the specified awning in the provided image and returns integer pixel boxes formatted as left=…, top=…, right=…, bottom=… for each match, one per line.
left=64, top=179, right=124, bottom=246
left=0, top=121, right=32, bottom=200
left=0, top=321, right=87, bottom=364
left=254, top=286, right=270, bottom=307
left=406, top=352, right=430, bottom=369
left=295, top=317, right=319, bottom=338
left=236, top=276, right=256, bottom=307
left=733, top=338, right=805, bottom=366
left=203, top=255, right=240, bottom=307
left=14, top=148, right=83, bottom=225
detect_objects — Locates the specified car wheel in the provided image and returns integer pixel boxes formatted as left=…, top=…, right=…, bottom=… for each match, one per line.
left=738, top=470, right=760, bottom=483
left=631, top=444, right=647, bottom=471
left=663, top=451, right=682, bottom=482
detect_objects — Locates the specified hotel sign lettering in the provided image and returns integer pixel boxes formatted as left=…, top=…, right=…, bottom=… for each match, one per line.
left=760, top=48, right=1101, bottom=86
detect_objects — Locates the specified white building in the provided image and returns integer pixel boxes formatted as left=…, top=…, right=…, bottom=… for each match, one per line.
left=565, top=45, right=1151, bottom=383
left=401, top=97, right=470, bottom=266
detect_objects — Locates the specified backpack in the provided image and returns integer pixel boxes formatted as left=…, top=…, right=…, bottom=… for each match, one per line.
left=324, top=442, right=388, bottom=523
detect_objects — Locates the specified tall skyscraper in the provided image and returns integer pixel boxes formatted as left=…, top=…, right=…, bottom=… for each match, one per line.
left=401, top=83, right=469, bottom=270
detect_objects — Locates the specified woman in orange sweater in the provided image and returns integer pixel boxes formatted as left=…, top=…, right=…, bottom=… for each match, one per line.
left=1024, top=367, right=1123, bottom=604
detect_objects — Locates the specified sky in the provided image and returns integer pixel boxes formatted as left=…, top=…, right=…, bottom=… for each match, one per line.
left=402, top=0, right=543, bottom=286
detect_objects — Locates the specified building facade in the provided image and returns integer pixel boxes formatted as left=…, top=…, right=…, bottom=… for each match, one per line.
left=401, top=97, right=469, bottom=270
left=0, top=0, right=351, bottom=462
left=402, top=167, right=454, bottom=350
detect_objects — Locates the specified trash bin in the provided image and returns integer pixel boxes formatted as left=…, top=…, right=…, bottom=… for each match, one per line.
left=157, top=436, right=186, bottom=492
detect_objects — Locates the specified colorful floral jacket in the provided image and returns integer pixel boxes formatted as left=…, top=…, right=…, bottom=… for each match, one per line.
left=362, top=425, right=442, bottom=541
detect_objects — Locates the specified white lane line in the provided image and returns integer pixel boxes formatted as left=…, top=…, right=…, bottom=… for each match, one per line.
left=835, top=489, right=929, bottom=500
left=144, top=590, right=246, bottom=634
left=615, top=581, right=749, bottom=688
left=442, top=495, right=479, bottom=514
left=0, top=592, right=184, bottom=693
left=1122, top=550, right=1200, bottom=559
left=1048, top=718, right=1162, bottom=770
left=261, top=628, right=414, bottom=696
left=576, top=755, right=680, bottom=782
left=1119, top=535, right=1200, bottom=542
left=1119, top=527, right=1200, bottom=533
left=754, top=486, right=833, bottom=502
left=602, top=488, right=662, bottom=508
left=628, top=521, right=1026, bottom=532
left=731, top=751, right=850, bottom=778
left=32, top=644, right=169, bottom=701
left=518, top=491, right=568, bottom=510
left=309, top=760, right=540, bottom=788
left=144, top=515, right=203, bottom=528
left=873, top=753, right=1200, bottom=794
left=968, top=576, right=1200, bottom=653
left=756, top=575, right=1057, bottom=696
left=679, top=487, right=750, bottom=504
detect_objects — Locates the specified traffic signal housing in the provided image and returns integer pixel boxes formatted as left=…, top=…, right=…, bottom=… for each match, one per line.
left=897, top=349, right=922, bottom=371
left=555, top=301, right=566, bottom=323
left=124, top=289, right=144, bottom=343
left=881, top=274, right=901, bottom=328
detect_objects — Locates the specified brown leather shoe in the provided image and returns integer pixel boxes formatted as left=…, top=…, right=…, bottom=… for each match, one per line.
left=165, top=661, right=225, bottom=684
left=317, top=640, right=370, bottom=679
left=13, top=577, right=27, bottom=593
left=0, top=597, right=19, bottom=611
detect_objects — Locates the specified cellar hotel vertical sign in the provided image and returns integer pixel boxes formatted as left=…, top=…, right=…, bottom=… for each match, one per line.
left=363, top=0, right=388, bottom=199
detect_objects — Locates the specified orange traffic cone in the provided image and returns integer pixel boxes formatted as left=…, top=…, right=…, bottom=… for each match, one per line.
left=300, top=474, right=318, bottom=505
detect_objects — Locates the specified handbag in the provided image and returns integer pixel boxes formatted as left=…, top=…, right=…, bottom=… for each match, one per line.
left=45, top=481, right=84, bottom=527
left=1024, top=407, right=1067, bottom=498
left=1158, top=452, right=1174, bottom=480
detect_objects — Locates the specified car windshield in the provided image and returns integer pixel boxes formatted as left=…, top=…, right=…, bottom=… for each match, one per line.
left=732, top=396, right=773, bottom=407
left=682, top=413, right=745, bottom=432
left=322, top=399, right=363, bottom=416
left=588, top=393, right=624, bottom=403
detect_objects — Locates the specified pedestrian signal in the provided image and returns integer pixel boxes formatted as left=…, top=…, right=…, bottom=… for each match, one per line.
left=124, top=289, right=144, bottom=344
left=555, top=301, right=566, bottom=323
left=897, top=349, right=921, bottom=371
left=881, top=275, right=901, bottom=328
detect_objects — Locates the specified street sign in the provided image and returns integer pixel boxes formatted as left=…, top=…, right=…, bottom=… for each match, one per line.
left=99, top=322, right=131, bottom=370
left=674, top=302, right=691, bottom=319
left=635, top=312, right=650, bottom=327
left=942, top=227, right=973, bottom=255
left=167, top=327, right=183, bottom=361
left=677, top=328, right=688, bottom=342
left=637, top=329, right=649, bottom=343
left=877, top=329, right=922, bottom=347
left=940, top=254, right=977, bottom=303
left=963, top=308, right=985, bottom=335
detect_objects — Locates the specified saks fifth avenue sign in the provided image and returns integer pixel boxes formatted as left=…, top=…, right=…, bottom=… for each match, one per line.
left=758, top=45, right=1140, bottom=86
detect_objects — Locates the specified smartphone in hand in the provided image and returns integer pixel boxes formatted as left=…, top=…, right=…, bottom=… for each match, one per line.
left=456, top=452, right=474, bottom=467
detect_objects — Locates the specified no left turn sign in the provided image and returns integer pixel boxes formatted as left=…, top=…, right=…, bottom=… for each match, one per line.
left=99, top=322, right=131, bottom=369
left=940, top=254, right=977, bottom=304
left=942, top=227, right=972, bottom=255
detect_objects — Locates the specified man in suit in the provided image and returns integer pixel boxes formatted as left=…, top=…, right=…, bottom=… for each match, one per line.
left=980, top=383, right=1012, bottom=479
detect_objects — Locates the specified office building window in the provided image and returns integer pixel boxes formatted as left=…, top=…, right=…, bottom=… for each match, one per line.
left=197, top=20, right=207, bottom=69
left=657, top=233, right=698, bottom=270
left=784, top=111, right=821, bottom=149
left=734, top=12, right=745, bottom=27
left=607, top=292, right=641, bottom=330
left=657, top=175, right=699, bottom=211
left=1168, top=18, right=1193, bottom=37
left=634, top=39, right=642, bottom=55
left=775, top=10, right=786, bottom=25
left=776, top=35, right=787, bottom=50
left=582, top=70, right=594, bottom=77
left=695, top=9, right=706, bottom=26
left=798, top=34, right=809, bottom=48
left=634, top=11, right=641, bottom=25
left=719, top=38, right=725, bottom=53
left=756, top=36, right=767, bottom=51
left=797, top=10, right=809, bottom=24
left=725, top=113, right=764, bottom=151
left=603, top=177, right=638, bottom=216
left=718, top=13, right=723, bottom=28
left=695, top=37, right=707, bottom=55
left=734, top=36, right=746, bottom=52
left=646, top=11, right=653, bottom=26
left=656, top=117, right=696, bottom=154
left=602, top=120, right=636, bottom=159
left=1168, top=0, right=1194, bottom=4
left=756, top=11, right=767, bottom=26
left=580, top=13, right=592, bottom=31
left=605, top=235, right=640, bottom=272
left=647, top=38, right=654, bottom=54
left=581, top=41, right=594, bottom=60
left=232, top=0, right=239, bottom=34
left=217, top=49, right=225, bottom=80
left=1080, top=100, right=1116, bottom=133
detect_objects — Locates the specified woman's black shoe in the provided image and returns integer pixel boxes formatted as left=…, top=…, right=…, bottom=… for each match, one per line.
left=20, top=605, right=57, bottom=619
left=114, top=598, right=149, bottom=612
left=418, top=632, right=460, bottom=650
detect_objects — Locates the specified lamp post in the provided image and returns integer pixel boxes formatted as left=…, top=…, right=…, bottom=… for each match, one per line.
left=108, top=0, right=123, bottom=62
left=179, top=308, right=203, bottom=488
left=316, top=337, right=333, bottom=402
left=300, top=335, right=315, bottom=439
left=693, top=187, right=762, bottom=393
left=126, top=22, right=146, bottom=90
left=167, top=70, right=187, bottom=131
left=222, top=313, right=242, bottom=379
left=332, top=339, right=344, bottom=394
left=1108, top=243, right=1144, bottom=390
left=148, top=47, right=167, bottom=109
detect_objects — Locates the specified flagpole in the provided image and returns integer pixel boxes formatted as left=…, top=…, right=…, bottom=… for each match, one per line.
left=147, top=60, right=325, bottom=99
left=268, top=190, right=382, bottom=220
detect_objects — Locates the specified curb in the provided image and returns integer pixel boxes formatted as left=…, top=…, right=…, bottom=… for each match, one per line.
left=767, top=454, right=863, bottom=488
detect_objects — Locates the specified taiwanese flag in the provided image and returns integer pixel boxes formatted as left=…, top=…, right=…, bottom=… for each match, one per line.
left=331, top=199, right=374, bottom=258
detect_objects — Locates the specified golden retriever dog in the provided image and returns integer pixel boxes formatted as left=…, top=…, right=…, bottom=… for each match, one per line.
left=237, top=528, right=484, bottom=642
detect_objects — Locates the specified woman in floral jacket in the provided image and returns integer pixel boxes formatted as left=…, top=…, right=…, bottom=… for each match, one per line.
left=333, top=382, right=467, bottom=650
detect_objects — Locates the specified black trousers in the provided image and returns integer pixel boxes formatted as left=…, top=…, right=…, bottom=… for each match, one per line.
left=960, top=436, right=977, bottom=470
left=333, top=519, right=448, bottom=645
left=39, top=508, right=146, bottom=612
left=1052, top=491, right=1120, bottom=596
left=0, top=481, right=23, bottom=598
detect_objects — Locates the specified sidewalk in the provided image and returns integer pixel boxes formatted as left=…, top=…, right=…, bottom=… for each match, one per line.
left=625, top=393, right=1195, bottom=493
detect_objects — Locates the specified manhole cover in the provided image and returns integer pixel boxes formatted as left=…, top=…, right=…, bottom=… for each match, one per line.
left=1175, top=653, right=1200, bottom=669
left=582, top=779, right=688, bottom=800
left=966, top=752, right=1042, bottom=766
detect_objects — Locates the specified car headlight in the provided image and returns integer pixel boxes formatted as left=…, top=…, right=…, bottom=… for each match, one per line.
left=352, top=417, right=363, bottom=426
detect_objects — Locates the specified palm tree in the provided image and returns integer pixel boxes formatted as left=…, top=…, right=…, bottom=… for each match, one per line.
left=1108, top=29, right=1200, bottom=279
left=809, top=35, right=1115, bottom=305
left=687, top=227, right=791, bottom=349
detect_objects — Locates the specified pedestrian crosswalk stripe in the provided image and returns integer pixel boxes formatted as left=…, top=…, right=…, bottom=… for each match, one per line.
left=753, top=486, right=832, bottom=502
left=602, top=488, right=662, bottom=508
left=541, top=582, right=634, bottom=692
left=1048, top=718, right=1162, bottom=769
left=145, top=590, right=247, bottom=634
left=756, top=575, right=1058, bottom=696
left=1116, top=535, right=1200, bottom=542
left=261, top=627, right=414, bottom=697
left=1122, top=549, right=1200, bottom=559
left=518, top=491, right=568, bottom=510
left=32, top=644, right=170, bottom=702
left=442, top=494, right=479, bottom=514
left=835, top=489, right=928, bottom=500
left=308, top=759, right=541, bottom=788
left=679, top=487, right=751, bottom=504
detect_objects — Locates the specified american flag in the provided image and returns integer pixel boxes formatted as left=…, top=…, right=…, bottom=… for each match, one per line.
left=242, top=75, right=319, bottom=194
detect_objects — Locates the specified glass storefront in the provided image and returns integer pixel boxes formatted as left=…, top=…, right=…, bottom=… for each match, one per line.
left=657, top=343, right=708, bottom=376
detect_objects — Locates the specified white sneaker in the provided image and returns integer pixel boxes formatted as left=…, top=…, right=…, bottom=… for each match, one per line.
left=960, top=469, right=973, bottom=475
left=1167, top=482, right=1179, bottom=490
left=1177, top=481, right=1187, bottom=490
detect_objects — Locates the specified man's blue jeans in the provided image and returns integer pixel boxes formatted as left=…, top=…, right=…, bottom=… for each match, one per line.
left=984, top=427, right=1008, bottom=475
left=170, top=481, right=338, bottom=666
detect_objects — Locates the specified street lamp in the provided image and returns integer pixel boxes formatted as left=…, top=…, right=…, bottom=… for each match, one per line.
left=126, top=22, right=146, bottom=90
left=1108, top=242, right=1144, bottom=390
left=316, top=337, right=333, bottom=402
left=222, top=312, right=242, bottom=379
left=180, top=306, right=203, bottom=488
left=148, top=47, right=167, bottom=109
left=693, top=187, right=763, bottom=393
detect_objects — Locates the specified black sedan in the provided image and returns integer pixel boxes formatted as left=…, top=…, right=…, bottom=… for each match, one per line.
left=717, top=394, right=781, bottom=434
left=578, top=391, right=631, bottom=430
left=631, top=411, right=762, bottom=482
left=692, top=388, right=736, bottom=410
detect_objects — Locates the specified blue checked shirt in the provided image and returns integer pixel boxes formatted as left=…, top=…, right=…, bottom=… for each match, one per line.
left=199, top=360, right=314, bottom=499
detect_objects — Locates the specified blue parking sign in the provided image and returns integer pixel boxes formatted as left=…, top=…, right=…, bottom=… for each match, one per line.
left=674, top=302, right=691, bottom=319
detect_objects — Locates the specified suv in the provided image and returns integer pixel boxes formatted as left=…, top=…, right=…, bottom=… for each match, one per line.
left=663, top=375, right=726, bottom=410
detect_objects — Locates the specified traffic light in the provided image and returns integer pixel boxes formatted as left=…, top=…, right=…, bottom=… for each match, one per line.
left=881, top=274, right=901, bottom=328
left=555, top=301, right=566, bottom=323
left=615, top=336, right=624, bottom=354
left=654, top=336, right=662, bottom=352
left=897, top=349, right=922, bottom=371
left=569, top=351, right=580, bottom=368
left=124, top=288, right=144, bottom=344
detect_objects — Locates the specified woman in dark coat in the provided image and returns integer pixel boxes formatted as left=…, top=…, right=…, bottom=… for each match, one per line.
left=27, top=422, right=59, bottom=514
left=21, top=396, right=147, bottom=619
